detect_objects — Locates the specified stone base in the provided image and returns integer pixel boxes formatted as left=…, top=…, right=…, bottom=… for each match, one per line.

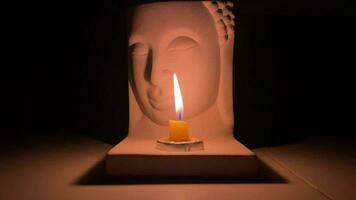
left=106, top=136, right=258, bottom=177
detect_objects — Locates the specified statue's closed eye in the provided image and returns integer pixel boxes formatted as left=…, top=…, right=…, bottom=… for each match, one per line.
left=168, top=36, right=198, bottom=51
left=130, top=43, right=149, bottom=56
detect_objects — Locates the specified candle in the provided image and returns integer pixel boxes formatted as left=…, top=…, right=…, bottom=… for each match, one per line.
left=169, top=73, right=190, bottom=142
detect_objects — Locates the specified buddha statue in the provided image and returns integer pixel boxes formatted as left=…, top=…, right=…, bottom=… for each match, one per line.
left=107, top=1, right=257, bottom=177
left=128, top=1, right=236, bottom=140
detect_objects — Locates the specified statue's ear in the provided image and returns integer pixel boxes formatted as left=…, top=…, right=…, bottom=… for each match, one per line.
left=203, top=1, right=236, bottom=126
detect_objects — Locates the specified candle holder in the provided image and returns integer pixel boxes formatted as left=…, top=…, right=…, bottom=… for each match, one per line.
left=156, top=138, right=204, bottom=152
left=106, top=1, right=258, bottom=177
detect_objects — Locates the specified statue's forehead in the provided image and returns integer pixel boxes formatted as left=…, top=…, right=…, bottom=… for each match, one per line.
left=130, top=2, right=214, bottom=42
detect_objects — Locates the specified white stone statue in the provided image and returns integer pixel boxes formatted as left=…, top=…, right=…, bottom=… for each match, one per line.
left=128, top=1, right=236, bottom=140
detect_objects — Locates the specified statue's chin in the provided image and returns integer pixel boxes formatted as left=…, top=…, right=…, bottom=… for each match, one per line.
left=146, top=102, right=215, bottom=126
left=148, top=109, right=174, bottom=126
left=150, top=118, right=169, bottom=126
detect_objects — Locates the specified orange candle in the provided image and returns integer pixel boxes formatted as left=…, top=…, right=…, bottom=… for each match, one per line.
left=169, top=120, right=189, bottom=141
left=169, top=73, right=190, bottom=142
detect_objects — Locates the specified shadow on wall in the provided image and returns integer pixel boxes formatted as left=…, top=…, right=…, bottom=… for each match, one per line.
left=236, top=14, right=356, bottom=148
left=79, top=1, right=129, bottom=144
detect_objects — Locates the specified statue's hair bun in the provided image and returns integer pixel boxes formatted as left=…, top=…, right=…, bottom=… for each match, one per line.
left=203, top=1, right=235, bottom=45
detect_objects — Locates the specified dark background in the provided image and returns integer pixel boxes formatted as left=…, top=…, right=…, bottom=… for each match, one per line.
left=2, top=0, right=355, bottom=148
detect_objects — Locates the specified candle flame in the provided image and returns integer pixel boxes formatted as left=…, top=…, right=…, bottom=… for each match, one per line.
left=173, top=73, right=184, bottom=120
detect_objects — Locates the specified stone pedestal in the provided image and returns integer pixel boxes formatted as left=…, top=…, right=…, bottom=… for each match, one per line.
left=106, top=136, right=258, bottom=177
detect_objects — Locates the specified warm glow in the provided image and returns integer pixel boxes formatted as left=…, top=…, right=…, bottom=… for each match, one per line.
left=173, top=73, right=184, bottom=120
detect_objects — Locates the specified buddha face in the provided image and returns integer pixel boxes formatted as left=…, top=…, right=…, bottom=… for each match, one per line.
left=129, top=2, right=220, bottom=125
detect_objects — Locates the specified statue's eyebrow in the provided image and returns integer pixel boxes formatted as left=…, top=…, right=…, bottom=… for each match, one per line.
left=167, top=36, right=198, bottom=51
left=129, top=34, right=146, bottom=46
left=162, top=29, right=201, bottom=48
left=168, top=35, right=197, bottom=43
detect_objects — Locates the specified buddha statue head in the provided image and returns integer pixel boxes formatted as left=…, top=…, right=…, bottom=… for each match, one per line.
left=128, top=1, right=235, bottom=138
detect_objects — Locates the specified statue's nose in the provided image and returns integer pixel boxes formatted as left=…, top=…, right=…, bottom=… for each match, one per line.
left=147, top=49, right=170, bottom=86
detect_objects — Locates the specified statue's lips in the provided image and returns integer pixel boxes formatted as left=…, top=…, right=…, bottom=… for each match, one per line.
left=148, top=97, right=172, bottom=111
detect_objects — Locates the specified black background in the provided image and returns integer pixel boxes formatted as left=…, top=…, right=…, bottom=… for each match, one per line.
left=2, top=0, right=355, bottom=148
